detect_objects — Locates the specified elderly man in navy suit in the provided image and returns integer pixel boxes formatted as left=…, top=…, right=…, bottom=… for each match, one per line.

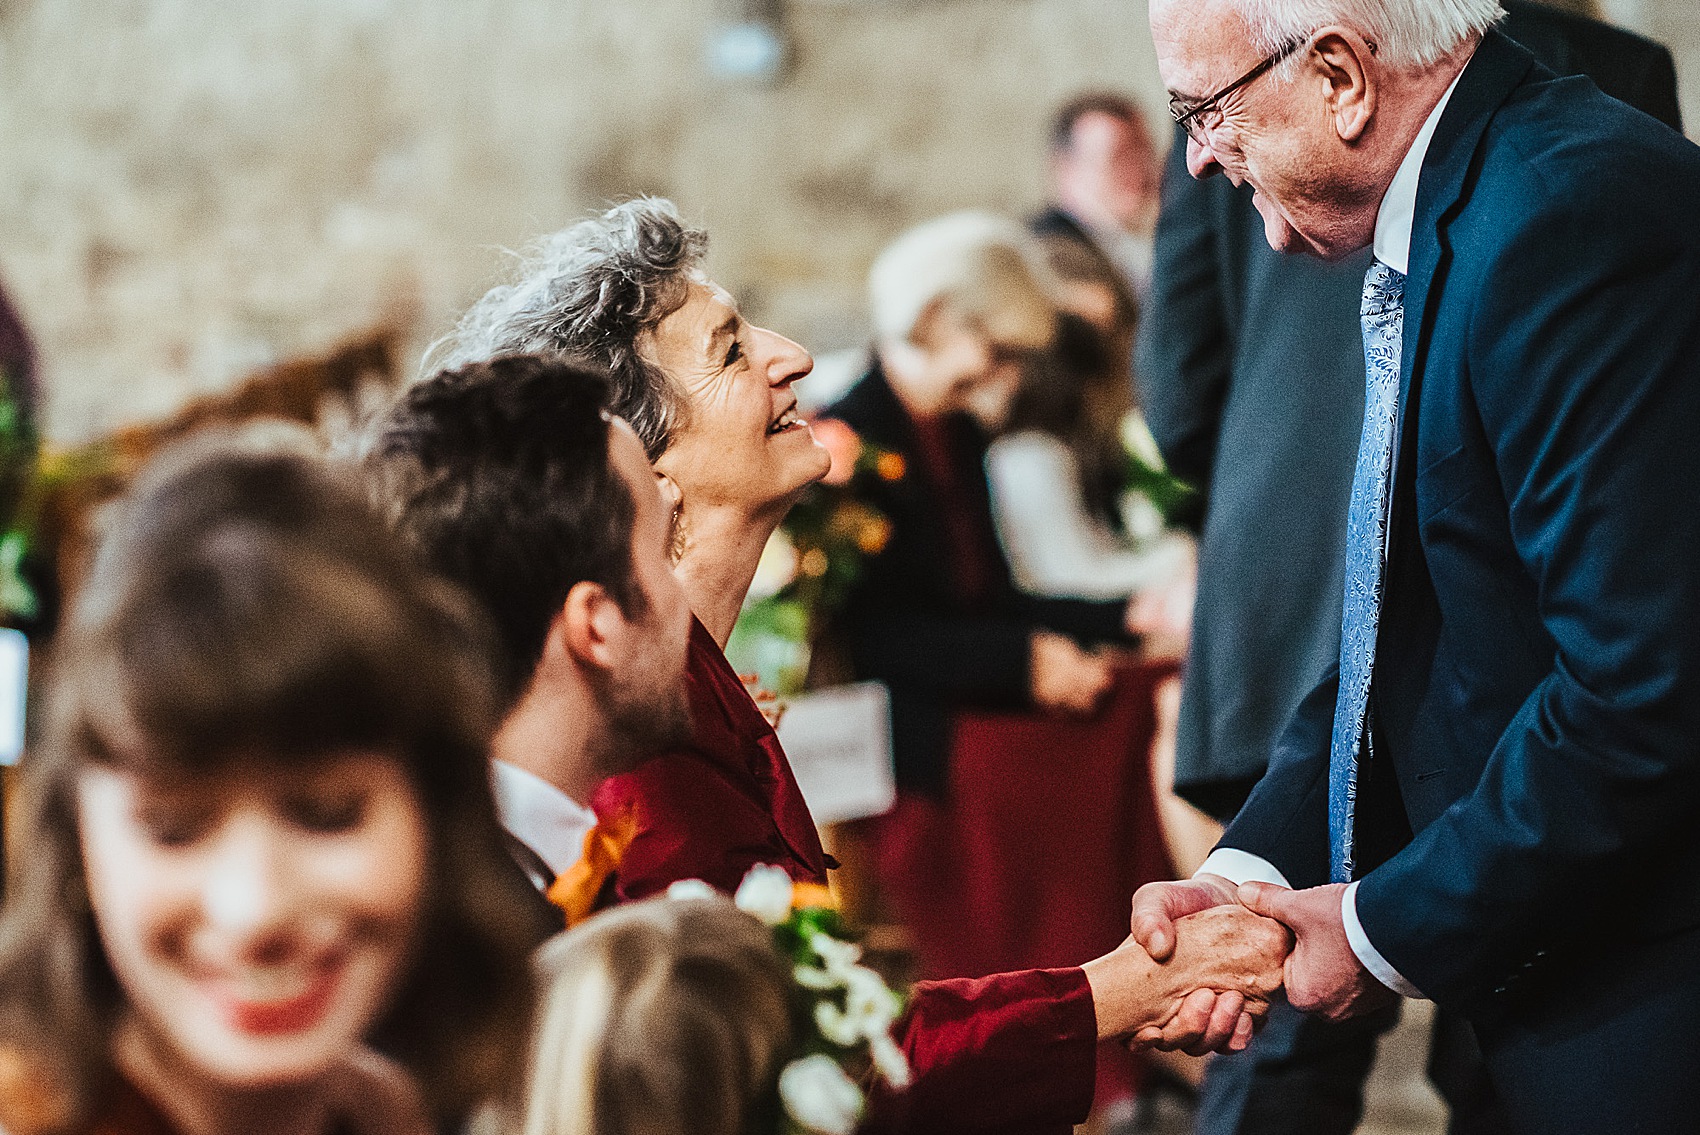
left=1130, top=0, right=1700, bottom=1129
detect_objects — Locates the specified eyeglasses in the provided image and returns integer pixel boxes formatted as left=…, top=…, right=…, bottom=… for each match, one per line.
left=1169, top=36, right=1308, bottom=145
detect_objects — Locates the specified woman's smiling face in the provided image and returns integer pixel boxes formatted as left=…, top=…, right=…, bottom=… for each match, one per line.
left=77, top=750, right=428, bottom=1089
left=644, top=276, right=831, bottom=514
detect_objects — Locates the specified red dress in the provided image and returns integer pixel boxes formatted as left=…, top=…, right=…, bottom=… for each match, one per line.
left=594, top=618, right=1097, bottom=1135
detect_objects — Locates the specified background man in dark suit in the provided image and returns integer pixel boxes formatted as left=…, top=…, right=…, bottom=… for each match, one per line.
left=1133, top=0, right=1700, bottom=1129
left=1134, top=3, right=1683, bottom=1130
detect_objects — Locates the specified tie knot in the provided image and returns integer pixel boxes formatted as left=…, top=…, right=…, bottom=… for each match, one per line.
left=1362, top=259, right=1407, bottom=317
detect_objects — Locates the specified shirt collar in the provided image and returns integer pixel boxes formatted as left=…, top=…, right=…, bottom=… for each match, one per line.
left=1372, top=68, right=1466, bottom=274
left=491, top=759, right=596, bottom=878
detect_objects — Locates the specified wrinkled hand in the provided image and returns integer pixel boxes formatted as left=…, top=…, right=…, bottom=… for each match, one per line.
left=1238, top=882, right=1398, bottom=1023
left=1130, top=873, right=1243, bottom=961
left=323, top=1047, right=433, bottom=1135
left=1126, top=874, right=1284, bottom=1053
left=1029, top=631, right=1115, bottom=716
left=1129, top=903, right=1291, bottom=1054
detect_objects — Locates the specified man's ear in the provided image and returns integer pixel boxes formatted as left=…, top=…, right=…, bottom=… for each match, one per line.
left=1310, top=27, right=1376, bottom=144
left=550, top=580, right=628, bottom=673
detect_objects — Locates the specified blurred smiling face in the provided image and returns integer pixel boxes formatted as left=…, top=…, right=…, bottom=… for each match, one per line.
left=78, top=750, right=428, bottom=1088
left=645, top=276, right=832, bottom=513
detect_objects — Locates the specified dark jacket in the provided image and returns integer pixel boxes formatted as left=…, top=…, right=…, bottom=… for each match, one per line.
left=1135, top=1, right=1684, bottom=819
left=826, top=359, right=1126, bottom=795
left=1224, top=26, right=1700, bottom=1027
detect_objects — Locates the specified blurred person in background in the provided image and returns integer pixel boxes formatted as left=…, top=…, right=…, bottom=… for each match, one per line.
left=513, top=893, right=794, bottom=1135
left=1031, top=94, right=1168, bottom=499
left=986, top=315, right=1194, bottom=607
left=0, top=432, right=537, bottom=1135
left=1135, top=1, right=1683, bottom=1132
left=827, top=211, right=1137, bottom=803
left=1032, top=93, right=1163, bottom=310
left=415, top=198, right=1292, bottom=1135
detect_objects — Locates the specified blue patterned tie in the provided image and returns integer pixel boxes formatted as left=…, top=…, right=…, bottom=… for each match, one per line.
left=1329, top=259, right=1406, bottom=884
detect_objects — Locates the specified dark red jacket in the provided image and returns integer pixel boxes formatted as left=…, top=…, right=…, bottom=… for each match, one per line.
left=594, top=617, right=1097, bottom=1134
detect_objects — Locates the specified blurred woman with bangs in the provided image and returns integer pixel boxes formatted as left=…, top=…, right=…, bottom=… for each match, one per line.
left=0, top=430, right=537, bottom=1135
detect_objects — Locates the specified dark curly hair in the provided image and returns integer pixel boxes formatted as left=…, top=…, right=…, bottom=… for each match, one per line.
left=0, top=428, right=538, bottom=1135
left=428, top=198, right=708, bottom=461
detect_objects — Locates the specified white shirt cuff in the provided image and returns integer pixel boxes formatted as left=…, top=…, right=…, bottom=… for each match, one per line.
left=1196, top=848, right=1292, bottom=889
left=1343, top=880, right=1425, bottom=999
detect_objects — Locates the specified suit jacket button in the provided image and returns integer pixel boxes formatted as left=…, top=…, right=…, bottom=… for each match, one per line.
left=1493, top=984, right=1509, bottom=995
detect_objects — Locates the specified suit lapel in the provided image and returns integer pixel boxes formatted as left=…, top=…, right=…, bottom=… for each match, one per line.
left=1393, top=31, right=1536, bottom=498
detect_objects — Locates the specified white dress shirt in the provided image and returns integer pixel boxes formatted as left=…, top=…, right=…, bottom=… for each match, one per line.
left=491, top=759, right=596, bottom=881
left=1194, top=67, right=1472, bottom=1003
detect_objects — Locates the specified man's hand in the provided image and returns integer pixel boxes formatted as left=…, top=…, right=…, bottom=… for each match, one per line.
left=1238, top=882, right=1398, bottom=1022
left=1084, top=905, right=1288, bottom=1050
left=1129, top=902, right=1291, bottom=1054
left=1130, top=872, right=1242, bottom=961
left=1029, top=631, right=1115, bottom=716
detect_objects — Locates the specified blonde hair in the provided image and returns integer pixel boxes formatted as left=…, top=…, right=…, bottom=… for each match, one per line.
left=867, top=211, right=1058, bottom=350
left=519, top=896, right=795, bottom=1135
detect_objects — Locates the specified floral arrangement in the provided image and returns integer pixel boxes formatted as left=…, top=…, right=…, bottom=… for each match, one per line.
left=729, top=419, right=901, bottom=695
left=668, top=865, right=910, bottom=1135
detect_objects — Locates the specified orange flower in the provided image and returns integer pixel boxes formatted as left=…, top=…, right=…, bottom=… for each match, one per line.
left=791, top=881, right=836, bottom=911
left=876, top=452, right=906, bottom=482
left=800, top=548, right=830, bottom=578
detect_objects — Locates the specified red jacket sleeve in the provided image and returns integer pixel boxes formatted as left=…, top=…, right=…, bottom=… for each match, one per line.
left=865, top=967, right=1097, bottom=1135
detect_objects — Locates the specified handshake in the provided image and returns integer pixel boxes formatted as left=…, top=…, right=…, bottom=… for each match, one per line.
left=1081, top=874, right=1318, bottom=1055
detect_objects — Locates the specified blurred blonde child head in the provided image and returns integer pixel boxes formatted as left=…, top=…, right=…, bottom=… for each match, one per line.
left=522, top=894, right=795, bottom=1135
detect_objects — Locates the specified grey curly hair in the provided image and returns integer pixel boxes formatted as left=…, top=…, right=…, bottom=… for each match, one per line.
left=427, top=198, right=708, bottom=460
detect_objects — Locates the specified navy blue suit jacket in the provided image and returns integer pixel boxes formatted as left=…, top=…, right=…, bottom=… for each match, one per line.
left=1222, top=30, right=1700, bottom=1013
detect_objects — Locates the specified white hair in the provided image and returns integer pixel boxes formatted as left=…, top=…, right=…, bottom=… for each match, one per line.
left=1232, top=0, right=1505, bottom=70
left=424, top=198, right=707, bottom=459
left=868, top=211, right=1058, bottom=345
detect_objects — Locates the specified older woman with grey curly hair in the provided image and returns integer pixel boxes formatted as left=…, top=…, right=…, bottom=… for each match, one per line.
left=425, top=198, right=1290, bottom=1135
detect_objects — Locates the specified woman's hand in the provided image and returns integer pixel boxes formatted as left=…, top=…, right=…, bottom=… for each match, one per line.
left=323, top=1048, right=434, bottom=1135
left=1028, top=632, right=1115, bottom=716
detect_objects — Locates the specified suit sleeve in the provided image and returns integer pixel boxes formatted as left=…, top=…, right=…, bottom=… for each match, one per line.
left=864, top=968, right=1096, bottom=1135
left=1354, top=181, right=1700, bottom=1006
left=1135, top=127, right=1233, bottom=521
left=1217, top=664, right=1338, bottom=889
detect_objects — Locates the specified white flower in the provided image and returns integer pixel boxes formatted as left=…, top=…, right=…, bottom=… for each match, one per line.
left=666, top=879, right=718, bottom=902
left=747, top=529, right=800, bottom=603
left=734, top=864, right=795, bottom=925
left=814, top=999, right=862, bottom=1047
left=841, top=966, right=897, bottom=1033
left=868, top=1033, right=912, bottom=1090
left=1120, top=412, right=1167, bottom=470
left=779, top=1054, right=864, bottom=1135
left=810, top=932, right=863, bottom=978
left=794, top=963, right=842, bottom=991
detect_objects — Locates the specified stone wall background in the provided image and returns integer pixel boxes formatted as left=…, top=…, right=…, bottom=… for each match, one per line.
left=0, top=0, right=1693, bottom=443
